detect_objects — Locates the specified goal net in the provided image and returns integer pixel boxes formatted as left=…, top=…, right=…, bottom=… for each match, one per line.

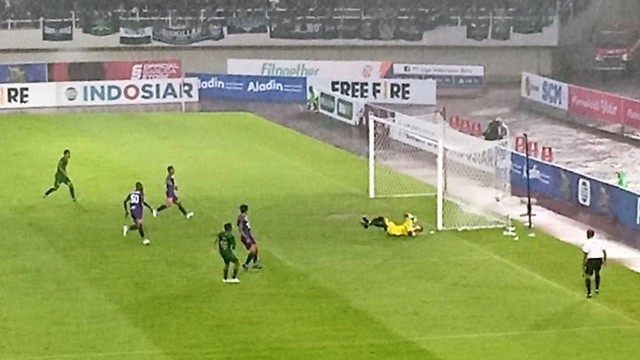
left=368, top=109, right=511, bottom=231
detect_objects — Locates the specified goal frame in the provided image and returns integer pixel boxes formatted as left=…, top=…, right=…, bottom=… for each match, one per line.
left=367, top=109, right=511, bottom=232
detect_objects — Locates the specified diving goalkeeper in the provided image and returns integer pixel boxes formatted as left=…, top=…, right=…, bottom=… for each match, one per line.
left=361, top=213, right=424, bottom=237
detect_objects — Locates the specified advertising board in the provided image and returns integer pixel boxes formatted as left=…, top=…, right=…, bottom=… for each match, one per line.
left=521, top=72, right=568, bottom=110
left=0, top=83, right=57, bottom=109
left=308, top=78, right=436, bottom=105
left=228, top=59, right=484, bottom=89
left=317, top=88, right=364, bottom=126
left=106, top=59, right=183, bottom=80
left=0, top=63, right=48, bottom=83
left=56, top=78, right=199, bottom=107
left=190, top=73, right=307, bottom=102
left=227, top=59, right=393, bottom=78
left=568, top=85, right=624, bottom=124
left=392, top=64, right=485, bottom=87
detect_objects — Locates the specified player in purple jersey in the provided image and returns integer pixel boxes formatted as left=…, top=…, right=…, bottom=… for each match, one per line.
left=122, top=182, right=154, bottom=245
left=154, top=165, right=194, bottom=219
left=237, top=204, right=262, bottom=270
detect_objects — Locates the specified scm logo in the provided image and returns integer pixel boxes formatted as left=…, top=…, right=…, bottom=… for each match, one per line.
left=542, top=80, right=563, bottom=106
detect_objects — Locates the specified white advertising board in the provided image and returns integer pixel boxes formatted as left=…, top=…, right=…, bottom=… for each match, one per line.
left=56, top=78, right=199, bottom=107
left=392, top=64, right=484, bottom=77
left=227, top=59, right=389, bottom=79
left=308, top=78, right=436, bottom=105
left=521, top=72, right=568, bottom=110
left=0, top=83, right=57, bottom=109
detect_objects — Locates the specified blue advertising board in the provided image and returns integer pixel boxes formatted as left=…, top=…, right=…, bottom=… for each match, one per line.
left=510, top=152, right=563, bottom=200
left=0, top=63, right=48, bottom=83
left=510, top=151, right=640, bottom=249
left=188, top=73, right=307, bottom=102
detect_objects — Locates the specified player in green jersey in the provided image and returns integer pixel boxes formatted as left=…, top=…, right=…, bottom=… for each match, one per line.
left=216, top=223, right=240, bottom=284
left=43, top=149, right=76, bottom=201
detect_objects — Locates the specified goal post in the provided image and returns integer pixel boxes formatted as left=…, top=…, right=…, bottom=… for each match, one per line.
left=368, top=109, right=511, bottom=231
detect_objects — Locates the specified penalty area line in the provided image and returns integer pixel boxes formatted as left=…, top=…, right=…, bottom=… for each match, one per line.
left=410, top=324, right=640, bottom=341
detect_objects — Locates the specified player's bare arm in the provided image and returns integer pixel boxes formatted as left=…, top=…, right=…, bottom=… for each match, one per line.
left=123, top=194, right=131, bottom=217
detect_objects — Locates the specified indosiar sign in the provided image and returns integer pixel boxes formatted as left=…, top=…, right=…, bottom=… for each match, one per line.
left=56, top=78, right=199, bottom=106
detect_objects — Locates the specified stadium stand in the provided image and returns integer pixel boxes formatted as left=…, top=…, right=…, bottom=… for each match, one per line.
left=0, top=0, right=591, bottom=42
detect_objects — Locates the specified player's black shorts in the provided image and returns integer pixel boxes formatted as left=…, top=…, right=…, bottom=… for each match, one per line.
left=54, top=173, right=71, bottom=186
left=584, top=258, right=603, bottom=276
left=221, top=252, right=238, bottom=265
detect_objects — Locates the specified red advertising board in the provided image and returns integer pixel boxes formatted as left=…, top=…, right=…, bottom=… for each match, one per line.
left=568, top=85, right=624, bottom=124
left=47, top=59, right=183, bottom=82
left=104, top=59, right=182, bottom=80
left=623, top=97, right=640, bottom=129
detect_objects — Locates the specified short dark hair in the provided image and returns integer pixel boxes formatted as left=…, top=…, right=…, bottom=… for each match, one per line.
left=167, top=165, right=174, bottom=172
left=239, top=204, right=249, bottom=213
left=63, top=149, right=70, bottom=155
left=224, top=223, right=232, bottom=231
left=587, top=229, right=595, bottom=238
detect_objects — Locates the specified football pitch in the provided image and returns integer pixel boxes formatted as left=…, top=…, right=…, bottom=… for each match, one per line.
left=1, top=112, right=640, bottom=360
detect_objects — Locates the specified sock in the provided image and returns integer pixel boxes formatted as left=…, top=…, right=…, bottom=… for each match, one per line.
left=253, top=250, right=259, bottom=264
left=156, top=205, right=168, bottom=212
left=245, top=253, right=253, bottom=266
left=138, top=227, right=145, bottom=239
left=223, top=266, right=229, bottom=280
left=69, top=185, right=76, bottom=200
left=177, top=203, right=188, bottom=216
left=232, top=264, right=239, bottom=279
left=595, top=273, right=601, bottom=290
left=44, top=187, right=57, bottom=196
left=585, top=279, right=592, bottom=294
left=129, top=224, right=139, bottom=231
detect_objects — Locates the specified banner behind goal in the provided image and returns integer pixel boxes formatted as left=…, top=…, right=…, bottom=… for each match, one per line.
left=368, top=110, right=511, bottom=231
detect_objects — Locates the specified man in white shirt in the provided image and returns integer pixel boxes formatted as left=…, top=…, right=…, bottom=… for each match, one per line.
left=581, top=229, right=607, bottom=298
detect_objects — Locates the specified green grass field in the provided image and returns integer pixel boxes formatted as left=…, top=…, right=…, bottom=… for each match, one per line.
left=1, top=112, right=640, bottom=360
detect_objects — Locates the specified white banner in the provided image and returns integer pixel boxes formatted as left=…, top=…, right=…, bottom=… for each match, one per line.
left=392, top=64, right=484, bottom=77
left=376, top=113, right=506, bottom=174
left=227, top=59, right=390, bottom=78
left=0, top=83, right=57, bottom=109
left=308, top=78, right=436, bottom=105
left=521, top=72, right=568, bottom=110
left=317, top=87, right=364, bottom=126
left=56, top=78, right=199, bottom=107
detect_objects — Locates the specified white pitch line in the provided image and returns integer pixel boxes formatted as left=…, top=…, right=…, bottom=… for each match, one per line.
left=410, top=324, right=640, bottom=341
left=9, top=325, right=640, bottom=360
left=3, top=349, right=166, bottom=360
left=460, top=239, right=640, bottom=325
